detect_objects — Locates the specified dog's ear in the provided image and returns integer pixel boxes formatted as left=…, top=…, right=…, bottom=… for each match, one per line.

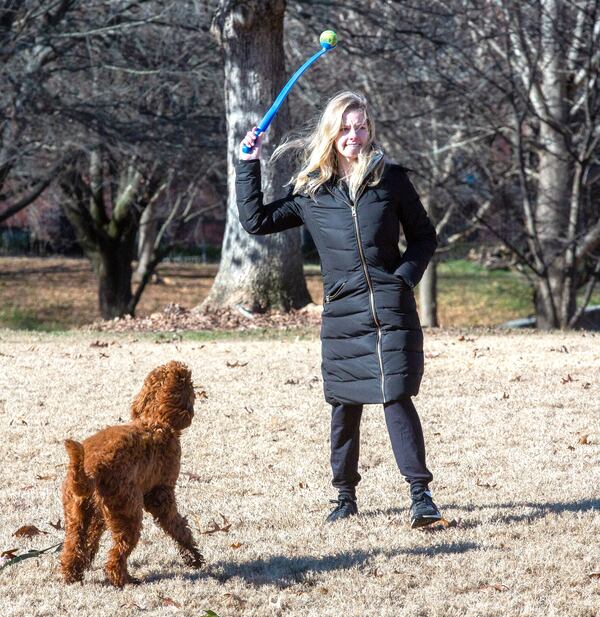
left=131, top=390, right=149, bottom=419
left=131, top=364, right=167, bottom=420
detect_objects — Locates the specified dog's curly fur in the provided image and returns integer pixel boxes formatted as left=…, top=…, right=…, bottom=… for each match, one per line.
left=60, top=361, right=204, bottom=587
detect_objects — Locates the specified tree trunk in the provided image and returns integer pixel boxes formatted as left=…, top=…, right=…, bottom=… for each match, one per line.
left=418, top=193, right=438, bottom=327
left=419, top=258, right=438, bottom=327
left=203, top=0, right=310, bottom=312
left=533, top=0, right=574, bottom=329
left=133, top=200, right=159, bottom=284
left=92, top=242, right=135, bottom=319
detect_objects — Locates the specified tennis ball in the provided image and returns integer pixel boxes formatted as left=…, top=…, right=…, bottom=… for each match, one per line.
left=319, top=30, right=338, bottom=49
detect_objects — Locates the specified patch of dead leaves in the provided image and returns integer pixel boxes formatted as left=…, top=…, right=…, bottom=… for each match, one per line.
left=90, top=304, right=322, bottom=334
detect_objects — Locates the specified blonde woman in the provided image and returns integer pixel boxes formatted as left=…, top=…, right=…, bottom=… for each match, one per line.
left=236, top=91, right=441, bottom=527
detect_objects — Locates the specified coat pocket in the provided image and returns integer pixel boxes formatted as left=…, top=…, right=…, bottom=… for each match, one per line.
left=324, top=279, right=347, bottom=303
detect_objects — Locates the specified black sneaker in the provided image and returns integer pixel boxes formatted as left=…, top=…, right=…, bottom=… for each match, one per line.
left=409, top=489, right=442, bottom=528
left=325, top=496, right=358, bottom=523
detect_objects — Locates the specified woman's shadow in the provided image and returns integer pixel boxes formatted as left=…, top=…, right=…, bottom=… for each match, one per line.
left=144, top=541, right=479, bottom=587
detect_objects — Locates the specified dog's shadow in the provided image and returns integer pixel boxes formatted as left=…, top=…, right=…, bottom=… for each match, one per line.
left=142, top=541, right=479, bottom=587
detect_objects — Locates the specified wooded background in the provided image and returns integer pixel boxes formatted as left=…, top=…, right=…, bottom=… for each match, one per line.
left=1, top=0, right=599, bottom=329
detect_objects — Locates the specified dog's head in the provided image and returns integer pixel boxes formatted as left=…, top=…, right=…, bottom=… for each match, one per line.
left=131, top=361, right=196, bottom=430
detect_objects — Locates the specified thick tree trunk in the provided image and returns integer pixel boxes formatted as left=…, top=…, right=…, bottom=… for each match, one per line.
left=92, top=243, right=135, bottom=320
left=203, top=0, right=310, bottom=312
left=419, top=258, right=438, bottom=327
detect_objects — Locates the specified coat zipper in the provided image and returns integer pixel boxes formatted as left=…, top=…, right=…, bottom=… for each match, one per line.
left=326, top=181, right=386, bottom=402
left=325, top=281, right=347, bottom=303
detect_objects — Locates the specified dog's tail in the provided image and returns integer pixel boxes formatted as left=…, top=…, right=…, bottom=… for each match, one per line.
left=64, top=439, right=93, bottom=497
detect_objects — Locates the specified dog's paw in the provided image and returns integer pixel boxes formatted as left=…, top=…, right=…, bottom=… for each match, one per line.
left=183, top=551, right=205, bottom=569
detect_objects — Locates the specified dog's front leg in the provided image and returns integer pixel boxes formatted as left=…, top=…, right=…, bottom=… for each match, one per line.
left=144, top=486, right=204, bottom=568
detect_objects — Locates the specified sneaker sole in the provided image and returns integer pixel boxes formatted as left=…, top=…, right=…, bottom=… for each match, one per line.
left=410, top=514, right=442, bottom=529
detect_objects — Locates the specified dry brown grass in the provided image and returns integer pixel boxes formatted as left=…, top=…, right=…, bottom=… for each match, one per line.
left=0, top=329, right=599, bottom=616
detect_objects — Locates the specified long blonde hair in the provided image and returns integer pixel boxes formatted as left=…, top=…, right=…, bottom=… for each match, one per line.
left=272, top=91, right=384, bottom=200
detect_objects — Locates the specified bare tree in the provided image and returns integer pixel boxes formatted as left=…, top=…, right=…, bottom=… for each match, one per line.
left=286, top=1, right=490, bottom=326
left=0, top=0, right=79, bottom=223
left=203, top=0, right=310, bottom=312
left=440, top=0, right=600, bottom=328
left=2, top=1, right=225, bottom=319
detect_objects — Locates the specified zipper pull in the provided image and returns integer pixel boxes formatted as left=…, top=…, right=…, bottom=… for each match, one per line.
left=351, top=205, right=356, bottom=217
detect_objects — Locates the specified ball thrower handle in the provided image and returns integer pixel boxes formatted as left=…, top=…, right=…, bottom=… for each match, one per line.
left=242, top=43, right=335, bottom=154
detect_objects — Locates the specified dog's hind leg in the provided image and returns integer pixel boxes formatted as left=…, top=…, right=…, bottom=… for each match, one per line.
left=85, top=506, right=106, bottom=567
left=61, top=493, right=95, bottom=583
left=102, top=497, right=143, bottom=588
left=144, top=485, right=204, bottom=568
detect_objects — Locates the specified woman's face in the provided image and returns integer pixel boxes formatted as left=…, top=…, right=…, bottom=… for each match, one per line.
left=335, top=108, right=369, bottom=164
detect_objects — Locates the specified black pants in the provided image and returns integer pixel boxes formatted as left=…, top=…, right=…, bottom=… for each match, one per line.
left=330, top=398, right=433, bottom=499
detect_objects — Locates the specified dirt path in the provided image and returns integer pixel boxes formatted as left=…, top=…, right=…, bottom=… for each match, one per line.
left=0, top=329, right=598, bottom=616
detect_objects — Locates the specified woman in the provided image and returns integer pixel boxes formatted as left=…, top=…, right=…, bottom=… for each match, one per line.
left=236, top=91, right=441, bottom=527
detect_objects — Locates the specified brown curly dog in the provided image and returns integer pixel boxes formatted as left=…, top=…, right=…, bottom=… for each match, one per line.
left=60, top=360, right=204, bottom=587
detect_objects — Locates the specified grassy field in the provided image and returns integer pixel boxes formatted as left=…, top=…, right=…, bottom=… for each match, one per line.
left=0, top=329, right=598, bottom=616
left=0, top=256, right=565, bottom=331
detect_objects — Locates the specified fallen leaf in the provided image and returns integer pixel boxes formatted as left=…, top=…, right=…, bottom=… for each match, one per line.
left=36, top=474, right=56, bottom=481
left=90, top=340, right=109, bottom=347
left=202, top=514, right=231, bottom=535
left=195, top=389, right=208, bottom=400
left=285, top=378, right=299, bottom=385
left=502, top=392, right=510, bottom=399
left=561, top=374, right=576, bottom=384
left=226, top=360, right=248, bottom=368
left=229, top=542, right=243, bottom=549
left=14, top=525, right=47, bottom=538
left=223, top=593, right=246, bottom=607
left=160, top=596, right=182, bottom=608
left=49, top=519, right=62, bottom=530
left=476, top=479, right=497, bottom=488
left=578, top=434, right=590, bottom=445
left=589, top=571, right=600, bottom=579
left=1, top=549, right=18, bottom=559
left=478, top=583, right=509, bottom=592
left=201, top=611, right=221, bottom=617
left=183, top=472, right=202, bottom=481
left=420, top=518, right=459, bottom=531
left=509, top=375, right=522, bottom=382
left=120, top=601, right=144, bottom=610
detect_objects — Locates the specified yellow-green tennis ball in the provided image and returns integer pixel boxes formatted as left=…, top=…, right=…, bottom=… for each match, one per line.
left=320, top=30, right=338, bottom=48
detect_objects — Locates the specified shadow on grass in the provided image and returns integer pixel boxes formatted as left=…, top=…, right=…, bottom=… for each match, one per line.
left=142, top=542, right=479, bottom=587
left=360, top=498, right=598, bottom=531
left=441, top=497, right=599, bottom=526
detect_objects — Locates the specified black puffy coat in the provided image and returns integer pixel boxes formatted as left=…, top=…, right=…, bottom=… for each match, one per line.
left=235, top=154, right=437, bottom=405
